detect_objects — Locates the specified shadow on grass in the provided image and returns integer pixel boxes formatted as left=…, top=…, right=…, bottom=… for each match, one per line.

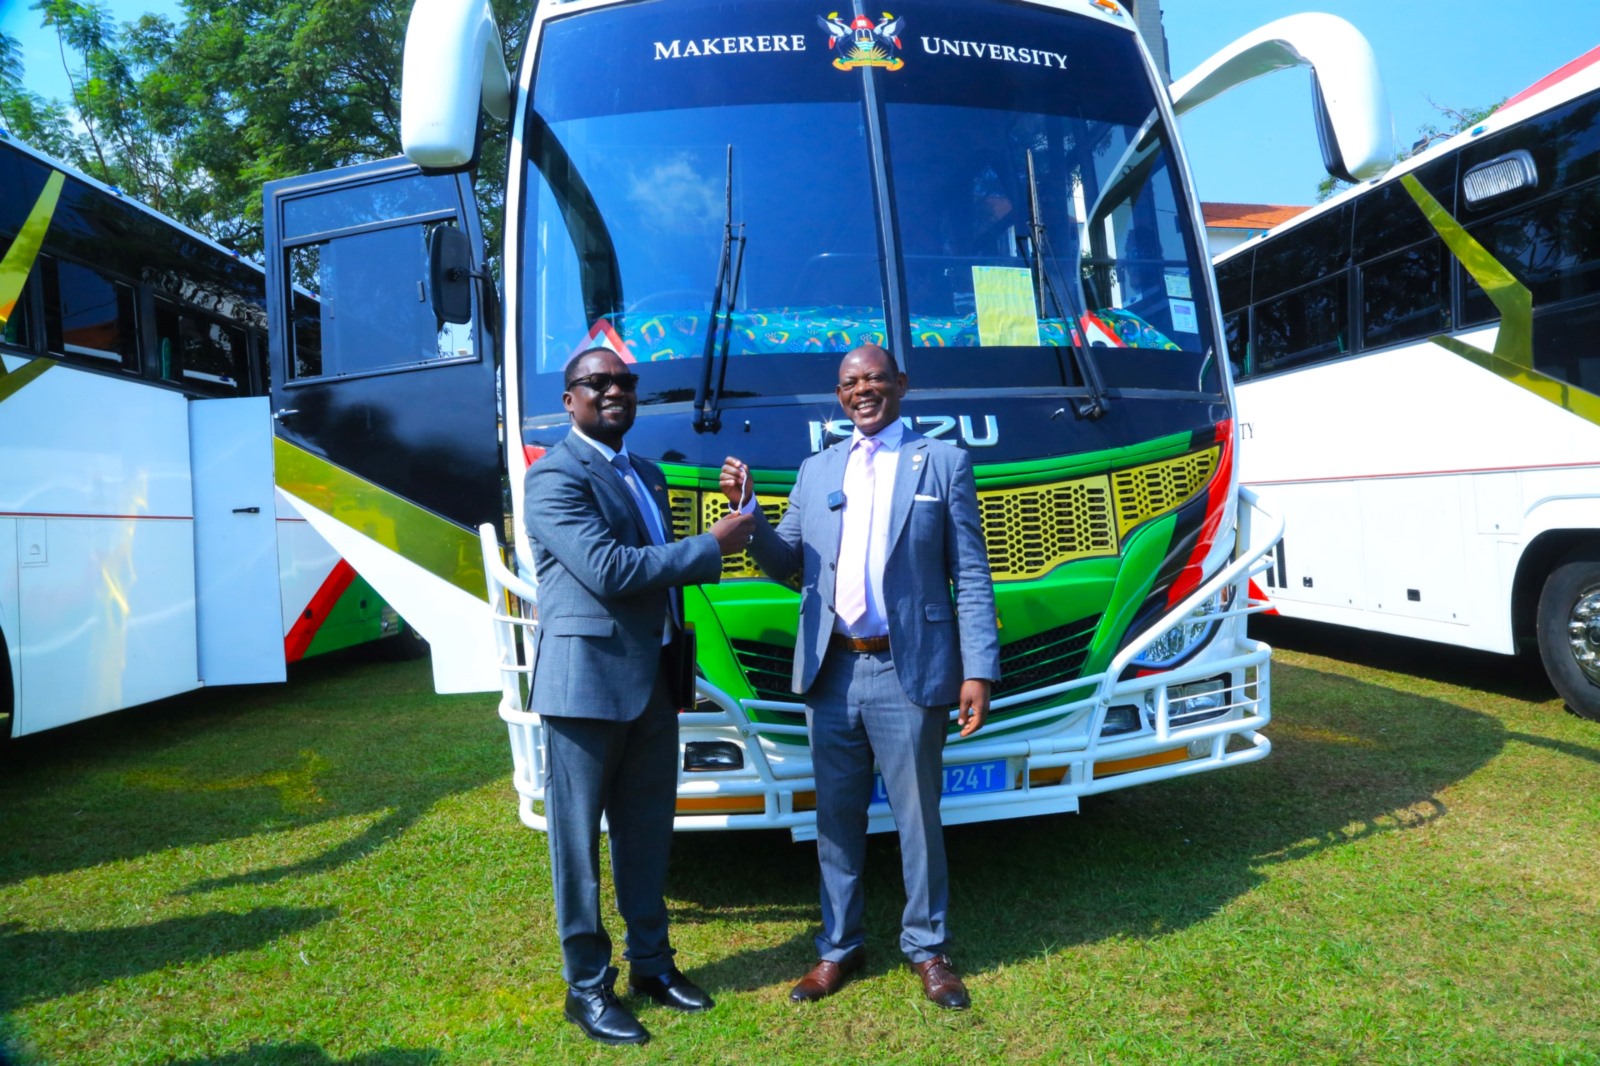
left=0, top=654, right=505, bottom=893
left=159, top=1045, right=440, bottom=1066
left=1253, top=615, right=1557, bottom=704
left=667, top=654, right=1514, bottom=985
left=0, top=908, right=336, bottom=1014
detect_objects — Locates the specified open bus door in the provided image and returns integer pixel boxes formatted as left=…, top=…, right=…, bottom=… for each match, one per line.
left=263, top=159, right=502, bottom=692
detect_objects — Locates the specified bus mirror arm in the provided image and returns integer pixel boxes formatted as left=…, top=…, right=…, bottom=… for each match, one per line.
left=1168, top=13, right=1394, bottom=183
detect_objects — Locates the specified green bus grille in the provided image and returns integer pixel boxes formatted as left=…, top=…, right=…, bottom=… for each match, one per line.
left=730, top=614, right=1101, bottom=715
left=668, top=444, right=1217, bottom=583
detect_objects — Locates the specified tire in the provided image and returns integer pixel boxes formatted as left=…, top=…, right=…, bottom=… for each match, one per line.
left=1536, top=547, right=1600, bottom=721
left=375, top=619, right=431, bottom=662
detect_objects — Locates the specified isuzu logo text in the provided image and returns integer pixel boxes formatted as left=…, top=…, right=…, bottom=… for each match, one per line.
left=808, top=415, right=999, bottom=453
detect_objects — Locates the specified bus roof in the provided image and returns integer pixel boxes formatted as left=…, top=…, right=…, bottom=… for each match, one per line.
left=0, top=126, right=265, bottom=276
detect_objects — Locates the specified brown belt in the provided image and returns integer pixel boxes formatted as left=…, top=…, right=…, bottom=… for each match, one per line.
left=831, top=633, right=890, bottom=654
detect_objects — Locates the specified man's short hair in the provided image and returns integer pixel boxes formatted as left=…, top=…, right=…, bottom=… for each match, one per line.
left=564, top=346, right=616, bottom=388
left=844, top=343, right=899, bottom=375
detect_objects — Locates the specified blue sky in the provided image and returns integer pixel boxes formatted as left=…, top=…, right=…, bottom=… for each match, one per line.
left=1167, top=0, right=1600, bottom=205
left=5, top=0, right=1600, bottom=206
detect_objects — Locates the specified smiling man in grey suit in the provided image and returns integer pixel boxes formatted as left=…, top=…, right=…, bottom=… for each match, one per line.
left=525, top=347, right=754, bottom=1046
left=719, top=343, right=1000, bottom=1010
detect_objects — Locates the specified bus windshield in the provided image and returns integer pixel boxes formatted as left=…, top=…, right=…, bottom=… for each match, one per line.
left=518, top=0, right=1217, bottom=416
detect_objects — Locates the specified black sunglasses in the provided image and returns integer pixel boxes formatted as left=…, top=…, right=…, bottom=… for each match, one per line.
left=568, top=371, right=639, bottom=394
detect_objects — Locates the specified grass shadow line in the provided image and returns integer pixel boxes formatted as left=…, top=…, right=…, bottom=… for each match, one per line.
left=157, top=1046, right=441, bottom=1066
left=0, top=907, right=336, bottom=1014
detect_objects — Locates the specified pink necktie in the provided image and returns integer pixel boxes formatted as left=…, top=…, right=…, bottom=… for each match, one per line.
left=835, top=437, right=881, bottom=629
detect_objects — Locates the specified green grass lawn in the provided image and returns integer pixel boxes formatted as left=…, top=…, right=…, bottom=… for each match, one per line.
left=2, top=622, right=1597, bottom=1065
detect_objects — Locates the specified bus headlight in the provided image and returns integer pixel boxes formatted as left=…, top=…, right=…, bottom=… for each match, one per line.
left=1164, top=676, right=1231, bottom=727
left=1099, top=704, right=1144, bottom=737
left=1131, top=586, right=1231, bottom=669
left=683, top=741, right=744, bottom=772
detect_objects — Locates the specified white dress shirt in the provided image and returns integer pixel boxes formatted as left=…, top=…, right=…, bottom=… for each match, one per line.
left=834, top=420, right=903, bottom=638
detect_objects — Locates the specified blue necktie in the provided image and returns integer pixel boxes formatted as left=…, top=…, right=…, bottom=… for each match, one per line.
left=611, top=453, right=678, bottom=637
left=611, top=453, right=667, bottom=545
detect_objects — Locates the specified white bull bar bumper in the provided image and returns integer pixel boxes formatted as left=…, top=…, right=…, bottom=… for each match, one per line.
left=482, top=488, right=1283, bottom=839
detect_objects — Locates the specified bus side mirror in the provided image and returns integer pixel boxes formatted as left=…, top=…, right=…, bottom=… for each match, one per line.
left=429, top=226, right=475, bottom=325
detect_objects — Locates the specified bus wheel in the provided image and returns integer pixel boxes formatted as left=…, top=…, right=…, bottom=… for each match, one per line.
left=1537, top=549, right=1600, bottom=721
left=375, top=620, right=431, bottom=662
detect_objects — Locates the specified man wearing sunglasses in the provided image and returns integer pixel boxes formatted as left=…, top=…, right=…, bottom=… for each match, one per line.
left=524, top=346, right=755, bottom=1046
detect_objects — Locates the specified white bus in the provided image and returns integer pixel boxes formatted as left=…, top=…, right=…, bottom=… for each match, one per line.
left=260, top=2, right=1395, bottom=836
left=1222, top=45, right=1600, bottom=721
left=0, top=134, right=424, bottom=738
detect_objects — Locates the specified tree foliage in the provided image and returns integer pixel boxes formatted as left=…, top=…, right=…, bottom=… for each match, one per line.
left=6, top=0, right=535, bottom=264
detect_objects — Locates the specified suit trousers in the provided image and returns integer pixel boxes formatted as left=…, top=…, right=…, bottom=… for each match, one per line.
left=543, top=664, right=679, bottom=990
left=806, top=645, right=950, bottom=964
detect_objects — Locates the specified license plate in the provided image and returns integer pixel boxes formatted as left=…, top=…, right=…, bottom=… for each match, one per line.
left=871, top=758, right=1009, bottom=805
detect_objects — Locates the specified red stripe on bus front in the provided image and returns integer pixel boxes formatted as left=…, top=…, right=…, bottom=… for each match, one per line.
left=284, top=559, right=358, bottom=663
left=1248, top=578, right=1279, bottom=616
left=1166, top=421, right=1234, bottom=609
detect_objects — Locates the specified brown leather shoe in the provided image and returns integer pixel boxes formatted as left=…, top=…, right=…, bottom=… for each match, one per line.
left=789, top=949, right=865, bottom=1003
left=911, top=955, right=970, bottom=1010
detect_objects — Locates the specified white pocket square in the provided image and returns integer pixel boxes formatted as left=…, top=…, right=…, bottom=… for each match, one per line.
left=914, top=493, right=940, bottom=502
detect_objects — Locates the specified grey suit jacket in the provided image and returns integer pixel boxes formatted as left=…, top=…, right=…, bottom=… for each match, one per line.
left=524, top=433, right=723, bottom=721
left=748, top=429, right=1001, bottom=708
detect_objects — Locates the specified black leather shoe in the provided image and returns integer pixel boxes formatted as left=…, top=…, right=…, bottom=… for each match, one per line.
left=629, top=966, right=715, bottom=1012
left=565, top=969, right=650, bottom=1046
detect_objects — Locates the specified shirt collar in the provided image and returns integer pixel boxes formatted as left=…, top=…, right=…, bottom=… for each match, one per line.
left=570, top=424, right=629, bottom=464
left=850, top=419, right=905, bottom=452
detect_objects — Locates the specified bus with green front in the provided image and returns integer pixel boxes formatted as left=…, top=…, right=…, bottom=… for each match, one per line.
left=262, top=0, right=1395, bottom=836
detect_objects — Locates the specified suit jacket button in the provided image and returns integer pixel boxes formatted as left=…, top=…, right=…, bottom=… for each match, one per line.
left=829, top=562, right=835, bottom=571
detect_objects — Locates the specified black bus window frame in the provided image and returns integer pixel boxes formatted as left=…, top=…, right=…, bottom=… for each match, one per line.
left=40, top=254, right=141, bottom=373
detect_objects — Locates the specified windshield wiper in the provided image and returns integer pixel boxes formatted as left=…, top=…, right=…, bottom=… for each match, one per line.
left=692, top=145, right=747, bottom=434
left=1020, top=149, right=1107, bottom=420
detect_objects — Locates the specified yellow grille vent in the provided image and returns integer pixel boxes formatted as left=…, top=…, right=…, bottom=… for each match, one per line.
left=663, top=445, right=1218, bottom=584
left=977, top=475, right=1116, bottom=579
left=669, top=489, right=790, bottom=579
left=1110, top=447, right=1218, bottom=539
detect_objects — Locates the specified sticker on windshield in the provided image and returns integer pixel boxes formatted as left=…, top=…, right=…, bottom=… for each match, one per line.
left=972, top=266, right=1041, bottom=347
left=820, top=11, right=906, bottom=71
left=1164, top=273, right=1192, bottom=299
left=1169, top=299, right=1199, bottom=334
left=572, top=317, right=638, bottom=366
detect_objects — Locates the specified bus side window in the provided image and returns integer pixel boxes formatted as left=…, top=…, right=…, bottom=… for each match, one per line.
left=40, top=256, right=139, bottom=372
left=1461, top=179, right=1600, bottom=326
left=286, top=246, right=324, bottom=379
left=1214, top=252, right=1253, bottom=378
left=0, top=239, right=35, bottom=351
left=154, top=298, right=248, bottom=395
left=284, top=222, right=469, bottom=382
left=1, top=286, right=32, bottom=350
left=1253, top=274, right=1349, bottom=371
left=1223, top=309, right=1249, bottom=379
left=1361, top=239, right=1451, bottom=351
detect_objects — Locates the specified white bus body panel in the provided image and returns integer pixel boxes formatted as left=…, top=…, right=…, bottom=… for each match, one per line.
left=1, top=518, right=18, bottom=723
left=273, top=494, right=341, bottom=633
left=277, top=488, right=496, bottom=693
left=0, top=359, right=202, bottom=733
left=1239, top=335, right=1600, bottom=654
left=189, top=397, right=286, bottom=686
